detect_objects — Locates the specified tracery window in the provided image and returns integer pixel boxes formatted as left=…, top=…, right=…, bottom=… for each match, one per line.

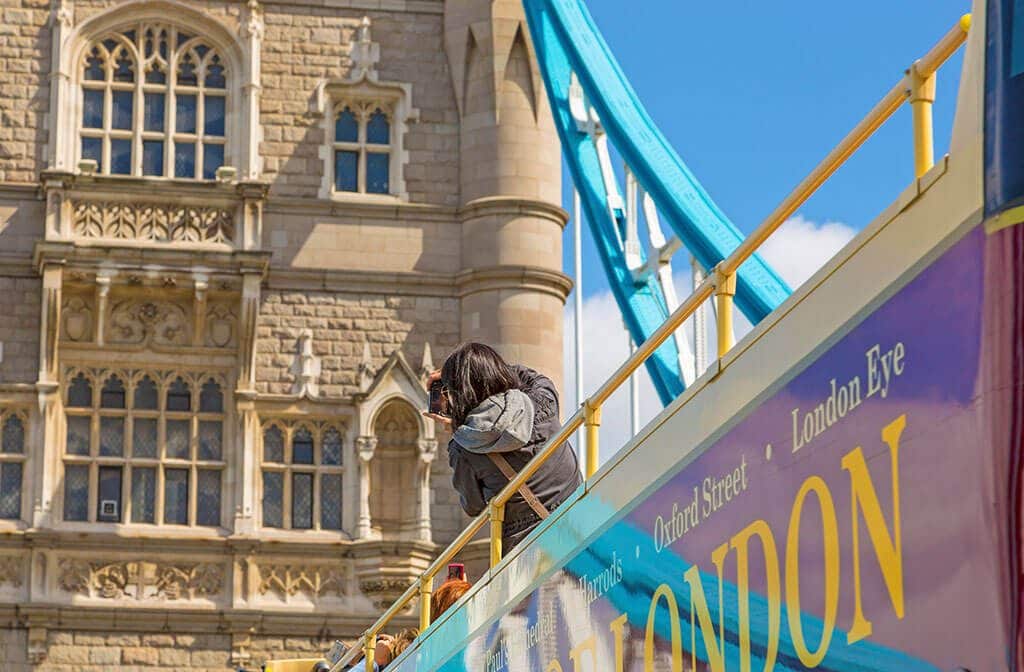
left=79, top=24, right=227, bottom=179
left=0, top=410, right=27, bottom=520
left=62, top=370, right=226, bottom=527
left=260, top=422, right=345, bottom=531
left=332, top=102, right=391, bottom=195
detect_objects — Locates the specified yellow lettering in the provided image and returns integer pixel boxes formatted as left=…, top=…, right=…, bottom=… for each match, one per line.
left=785, top=476, right=840, bottom=667
left=682, top=543, right=728, bottom=672
left=843, top=414, right=906, bottom=644
left=644, top=583, right=682, bottom=672
left=609, top=613, right=628, bottom=672
left=731, top=519, right=780, bottom=672
left=546, top=660, right=564, bottom=672
left=569, top=636, right=596, bottom=672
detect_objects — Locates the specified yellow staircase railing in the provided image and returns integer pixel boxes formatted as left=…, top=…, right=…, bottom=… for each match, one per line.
left=326, top=15, right=970, bottom=672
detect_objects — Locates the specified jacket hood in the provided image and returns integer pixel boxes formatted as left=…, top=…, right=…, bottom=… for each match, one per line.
left=453, top=389, right=535, bottom=454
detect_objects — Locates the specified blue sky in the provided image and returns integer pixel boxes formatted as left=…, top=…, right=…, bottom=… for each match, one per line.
left=555, top=0, right=972, bottom=459
left=560, top=0, right=970, bottom=298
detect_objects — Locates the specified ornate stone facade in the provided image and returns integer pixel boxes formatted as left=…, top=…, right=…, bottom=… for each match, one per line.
left=0, top=0, right=566, bottom=669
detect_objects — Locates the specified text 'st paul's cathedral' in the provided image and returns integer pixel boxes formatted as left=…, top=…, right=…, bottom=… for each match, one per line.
left=0, top=0, right=565, bottom=667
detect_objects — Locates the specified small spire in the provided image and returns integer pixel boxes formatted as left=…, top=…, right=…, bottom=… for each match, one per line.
left=358, top=342, right=375, bottom=392
left=350, top=15, right=380, bottom=82
left=291, top=329, right=321, bottom=398
left=420, top=342, right=434, bottom=380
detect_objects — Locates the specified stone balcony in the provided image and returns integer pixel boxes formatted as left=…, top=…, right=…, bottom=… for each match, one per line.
left=39, top=170, right=269, bottom=253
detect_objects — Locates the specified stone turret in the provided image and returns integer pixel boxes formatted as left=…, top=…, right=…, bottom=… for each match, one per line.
left=445, top=0, right=570, bottom=390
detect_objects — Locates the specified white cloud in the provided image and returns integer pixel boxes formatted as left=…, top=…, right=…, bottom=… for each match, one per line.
left=564, top=215, right=856, bottom=468
left=757, top=214, right=857, bottom=288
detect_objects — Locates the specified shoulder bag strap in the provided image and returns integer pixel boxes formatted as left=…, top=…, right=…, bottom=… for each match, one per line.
left=486, top=453, right=550, bottom=520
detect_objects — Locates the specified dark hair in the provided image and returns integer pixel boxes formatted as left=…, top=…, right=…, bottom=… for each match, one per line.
left=440, top=342, right=519, bottom=428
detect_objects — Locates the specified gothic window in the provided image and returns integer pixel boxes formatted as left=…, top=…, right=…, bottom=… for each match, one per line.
left=369, top=400, right=419, bottom=538
left=332, top=103, right=392, bottom=195
left=62, top=370, right=226, bottom=527
left=0, top=411, right=27, bottom=520
left=260, top=422, right=345, bottom=532
left=79, top=25, right=228, bottom=179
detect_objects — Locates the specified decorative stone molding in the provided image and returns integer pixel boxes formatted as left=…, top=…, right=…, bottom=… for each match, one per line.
left=205, top=302, right=238, bottom=348
left=257, top=564, right=346, bottom=600
left=290, top=329, right=321, bottom=398
left=71, top=201, right=235, bottom=245
left=58, top=559, right=224, bottom=601
left=108, top=298, right=191, bottom=347
left=359, top=578, right=412, bottom=594
left=0, top=555, right=24, bottom=588
left=61, top=295, right=94, bottom=342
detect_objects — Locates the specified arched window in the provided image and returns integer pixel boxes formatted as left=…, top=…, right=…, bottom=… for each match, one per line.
left=332, top=103, right=392, bottom=195
left=62, top=370, right=226, bottom=527
left=369, top=400, right=419, bottom=538
left=260, top=422, right=345, bottom=532
left=79, top=24, right=227, bottom=179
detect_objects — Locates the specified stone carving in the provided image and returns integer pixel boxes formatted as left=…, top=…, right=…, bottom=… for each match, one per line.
left=205, top=302, right=238, bottom=348
left=258, top=564, right=345, bottom=599
left=71, top=200, right=235, bottom=244
left=108, top=299, right=190, bottom=347
left=359, top=578, right=412, bottom=594
left=61, top=296, right=93, bottom=342
left=58, top=559, right=223, bottom=601
left=290, top=329, right=321, bottom=397
left=0, top=556, right=23, bottom=587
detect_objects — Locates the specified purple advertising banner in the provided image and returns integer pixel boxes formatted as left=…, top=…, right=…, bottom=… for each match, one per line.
left=397, top=220, right=1024, bottom=672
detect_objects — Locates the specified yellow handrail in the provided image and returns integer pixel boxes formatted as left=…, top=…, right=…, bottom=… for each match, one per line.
left=330, top=15, right=969, bottom=672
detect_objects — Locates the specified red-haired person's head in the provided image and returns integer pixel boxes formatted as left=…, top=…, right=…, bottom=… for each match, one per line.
left=430, top=579, right=471, bottom=624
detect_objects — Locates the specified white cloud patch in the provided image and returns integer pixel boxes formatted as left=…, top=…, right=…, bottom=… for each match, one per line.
left=564, top=215, right=856, bottom=468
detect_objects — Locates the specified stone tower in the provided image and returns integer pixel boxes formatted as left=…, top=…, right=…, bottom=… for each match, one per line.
left=0, top=0, right=568, bottom=668
left=445, top=0, right=568, bottom=387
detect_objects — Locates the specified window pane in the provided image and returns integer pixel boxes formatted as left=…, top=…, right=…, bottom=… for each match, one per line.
left=335, top=108, right=358, bottom=142
left=366, top=153, right=389, bottom=194
left=131, top=467, right=156, bottom=523
left=66, top=415, right=91, bottom=456
left=292, top=473, right=313, bottom=529
left=99, top=416, right=124, bottom=457
left=334, top=150, right=358, bottom=192
left=196, top=470, right=221, bottom=527
left=144, top=92, right=165, bottom=131
left=322, top=427, right=342, bottom=465
left=292, top=429, right=313, bottom=465
left=177, top=53, right=198, bottom=86
left=202, top=143, right=224, bottom=180
left=143, top=140, right=164, bottom=176
left=83, top=89, right=104, bottom=129
left=176, top=94, right=197, bottom=133
left=113, top=49, right=134, bottom=82
left=100, top=375, right=126, bottom=408
left=262, top=471, right=283, bottom=528
left=145, top=63, right=166, bottom=84
left=63, top=464, right=89, bottom=521
left=321, top=473, right=342, bottom=530
left=205, top=56, right=226, bottom=89
left=263, top=426, right=283, bottom=463
left=2, top=416, right=24, bottom=454
left=165, top=419, right=190, bottom=459
left=204, top=96, right=225, bottom=136
left=366, top=109, right=389, bottom=144
left=0, top=463, right=21, bottom=519
left=97, top=466, right=122, bottom=522
left=67, top=373, right=93, bottom=407
left=111, top=90, right=133, bottom=130
left=166, top=378, right=191, bottom=412
left=163, top=468, right=189, bottom=524
left=133, top=376, right=158, bottom=410
left=81, top=137, right=102, bottom=166
left=198, top=421, right=222, bottom=461
left=199, top=379, right=222, bottom=413
left=84, top=48, right=104, bottom=80
left=174, top=142, right=196, bottom=178
left=110, top=138, right=132, bottom=175
left=132, top=418, right=157, bottom=458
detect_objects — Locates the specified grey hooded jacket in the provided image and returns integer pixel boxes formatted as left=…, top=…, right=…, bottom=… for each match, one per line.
left=448, top=366, right=582, bottom=549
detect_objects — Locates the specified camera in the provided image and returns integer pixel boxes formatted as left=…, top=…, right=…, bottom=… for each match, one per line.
left=428, top=379, right=448, bottom=417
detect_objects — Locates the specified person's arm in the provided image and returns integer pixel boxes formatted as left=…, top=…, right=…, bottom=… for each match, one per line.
left=449, top=444, right=487, bottom=516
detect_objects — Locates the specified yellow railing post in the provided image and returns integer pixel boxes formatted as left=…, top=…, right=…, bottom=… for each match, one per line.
left=364, top=634, right=377, bottom=672
left=908, top=61, right=936, bottom=178
left=713, top=267, right=737, bottom=358
left=419, top=577, right=432, bottom=632
left=489, top=503, right=504, bottom=567
left=584, top=399, right=601, bottom=478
